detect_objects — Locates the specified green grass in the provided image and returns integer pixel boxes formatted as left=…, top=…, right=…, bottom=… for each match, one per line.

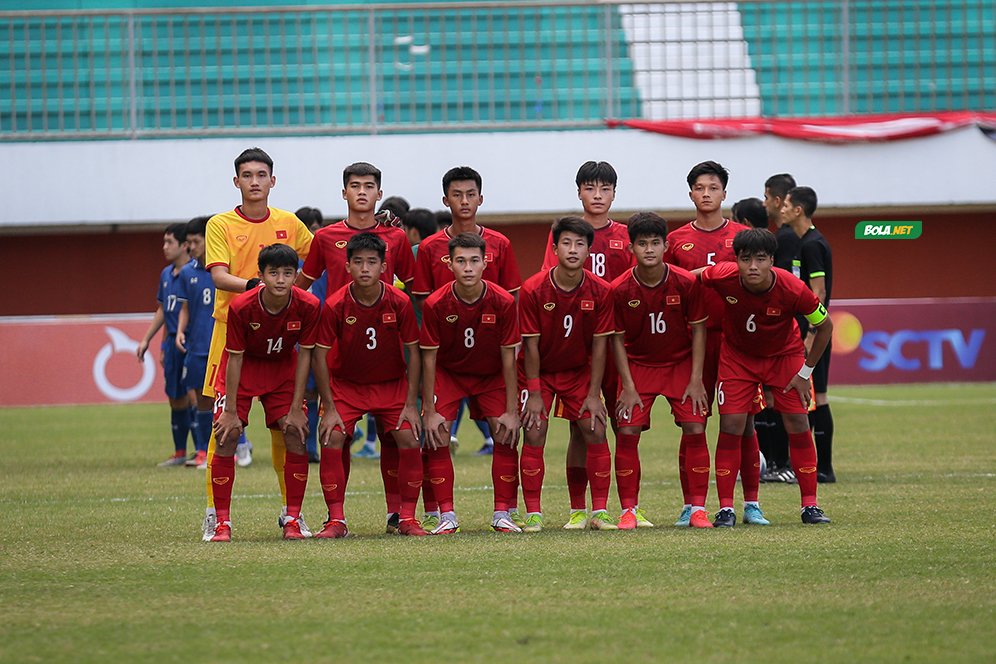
left=1, top=383, right=994, bottom=663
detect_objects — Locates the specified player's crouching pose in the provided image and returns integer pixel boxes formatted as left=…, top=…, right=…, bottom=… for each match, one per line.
left=611, top=213, right=713, bottom=529
left=701, top=228, right=833, bottom=525
left=311, top=233, right=428, bottom=538
left=519, top=217, right=615, bottom=532
left=206, top=245, right=321, bottom=542
left=420, top=233, right=522, bottom=534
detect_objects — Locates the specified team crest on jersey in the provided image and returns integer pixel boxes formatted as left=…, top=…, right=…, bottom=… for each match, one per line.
left=382, top=312, right=397, bottom=323
left=725, top=238, right=734, bottom=248
left=766, top=307, right=781, bottom=316
left=666, top=295, right=681, bottom=306
left=543, top=302, right=556, bottom=311
left=236, top=235, right=248, bottom=243
left=681, top=242, right=695, bottom=251
left=609, top=240, right=625, bottom=250
left=446, top=314, right=459, bottom=323
left=276, top=230, right=288, bottom=240
left=482, top=314, right=496, bottom=324
left=287, top=321, right=301, bottom=331
left=441, top=255, right=451, bottom=264
left=628, top=300, right=640, bottom=308
left=580, top=300, right=595, bottom=311
left=249, top=322, right=261, bottom=330
left=725, top=296, right=738, bottom=304
left=191, top=277, right=198, bottom=284
left=484, top=252, right=494, bottom=263
left=335, top=240, right=347, bottom=249
left=345, top=316, right=357, bottom=325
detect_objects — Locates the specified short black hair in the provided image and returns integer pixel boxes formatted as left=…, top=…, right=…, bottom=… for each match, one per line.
left=295, top=206, right=324, bottom=229
left=378, top=196, right=410, bottom=221
left=731, top=198, right=768, bottom=229
left=346, top=232, right=387, bottom=261
left=447, top=232, right=486, bottom=258
left=435, top=209, right=452, bottom=231
left=235, top=147, right=272, bottom=175
left=165, top=222, right=187, bottom=243
left=257, top=243, right=299, bottom=271
left=443, top=166, right=482, bottom=195
left=551, top=216, right=594, bottom=247
left=686, top=160, right=729, bottom=189
left=627, top=212, right=668, bottom=242
left=343, top=162, right=382, bottom=188
left=575, top=161, right=617, bottom=188
left=733, top=228, right=778, bottom=258
left=764, top=173, right=796, bottom=200
left=185, top=216, right=210, bottom=238
left=786, top=186, right=818, bottom=218
left=405, top=208, right=437, bottom=242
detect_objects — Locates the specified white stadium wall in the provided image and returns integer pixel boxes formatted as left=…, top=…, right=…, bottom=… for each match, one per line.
left=3, top=127, right=996, bottom=229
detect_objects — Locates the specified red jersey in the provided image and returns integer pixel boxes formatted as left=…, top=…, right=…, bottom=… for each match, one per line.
left=610, top=265, right=707, bottom=367
left=226, top=285, right=320, bottom=361
left=662, top=219, right=748, bottom=330
left=316, top=282, right=419, bottom=384
left=700, top=262, right=824, bottom=358
left=420, top=280, right=520, bottom=375
left=413, top=226, right=522, bottom=296
left=541, top=220, right=635, bottom=280
left=519, top=268, right=614, bottom=374
left=301, top=221, right=416, bottom=294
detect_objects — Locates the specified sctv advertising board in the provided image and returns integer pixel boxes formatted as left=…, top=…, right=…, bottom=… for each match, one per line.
left=0, top=299, right=993, bottom=406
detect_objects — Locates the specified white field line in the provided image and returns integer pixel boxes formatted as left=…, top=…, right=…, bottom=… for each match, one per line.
left=831, top=395, right=996, bottom=407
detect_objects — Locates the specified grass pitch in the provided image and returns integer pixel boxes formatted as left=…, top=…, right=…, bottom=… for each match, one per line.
left=1, top=383, right=994, bottom=663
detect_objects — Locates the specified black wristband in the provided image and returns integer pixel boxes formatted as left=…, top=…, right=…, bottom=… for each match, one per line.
left=245, top=277, right=261, bottom=291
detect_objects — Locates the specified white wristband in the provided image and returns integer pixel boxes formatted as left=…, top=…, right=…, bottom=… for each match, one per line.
left=797, top=364, right=814, bottom=380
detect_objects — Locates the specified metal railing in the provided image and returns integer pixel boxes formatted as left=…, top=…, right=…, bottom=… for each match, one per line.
left=0, top=1, right=992, bottom=140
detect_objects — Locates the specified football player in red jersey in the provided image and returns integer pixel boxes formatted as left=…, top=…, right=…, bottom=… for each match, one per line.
left=311, top=233, right=428, bottom=538
left=295, top=162, right=416, bottom=531
left=701, top=228, right=833, bottom=526
left=540, top=161, right=636, bottom=530
left=611, top=213, right=713, bottom=529
left=420, top=233, right=522, bottom=535
left=662, top=161, right=765, bottom=527
left=207, top=244, right=322, bottom=542
left=519, top=217, right=614, bottom=532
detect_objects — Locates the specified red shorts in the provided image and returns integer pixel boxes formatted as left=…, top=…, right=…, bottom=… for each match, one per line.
left=717, top=344, right=806, bottom=415
left=618, top=359, right=707, bottom=429
left=213, top=358, right=299, bottom=428
left=432, top=369, right=507, bottom=421
left=517, top=366, right=593, bottom=422
left=703, top=328, right=723, bottom=409
left=331, top=377, right=412, bottom=436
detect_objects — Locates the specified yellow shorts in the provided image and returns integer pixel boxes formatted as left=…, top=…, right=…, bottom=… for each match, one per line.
left=201, top=319, right=227, bottom=399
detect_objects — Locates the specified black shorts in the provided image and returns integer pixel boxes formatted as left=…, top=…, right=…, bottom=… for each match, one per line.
left=812, top=341, right=831, bottom=394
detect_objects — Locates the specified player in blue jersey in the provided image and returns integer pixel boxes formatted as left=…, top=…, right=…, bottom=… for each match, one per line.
left=138, top=223, right=194, bottom=467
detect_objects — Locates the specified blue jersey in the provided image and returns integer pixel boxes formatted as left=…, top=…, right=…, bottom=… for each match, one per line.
left=176, top=259, right=214, bottom=355
left=157, top=262, right=190, bottom=335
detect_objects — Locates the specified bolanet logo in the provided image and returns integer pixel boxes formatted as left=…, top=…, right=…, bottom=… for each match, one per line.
left=856, top=221, right=922, bottom=239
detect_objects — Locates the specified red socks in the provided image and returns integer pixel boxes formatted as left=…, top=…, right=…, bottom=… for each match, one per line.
left=426, top=446, right=455, bottom=513
left=520, top=445, right=545, bottom=513
left=740, top=431, right=761, bottom=503
left=397, top=447, right=423, bottom=521
left=682, top=432, right=710, bottom=507
left=677, top=434, right=690, bottom=505
left=320, top=447, right=346, bottom=521
left=421, top=449, right=438, bottom=513
left=380, top=434, right=401, bottom=515
left=492, top=443, right=519, bottom=512
left=614, top=433, right=641, bottom=510
left=566, top=466, right=588, bottom=510
left=283, top=452, right=309, bottom=519
left=210, top=454, right=235, bottom=523
left=789, top=430, right=819, bottom=507
left=714, top=431, right=741, bottom=509
left=586, top=442, right=612, bottom=512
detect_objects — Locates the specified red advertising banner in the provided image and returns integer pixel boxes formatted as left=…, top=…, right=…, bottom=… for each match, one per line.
left=829, top=298, right=996, bottom=385
left=0, top=315, right=166, bottom=406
